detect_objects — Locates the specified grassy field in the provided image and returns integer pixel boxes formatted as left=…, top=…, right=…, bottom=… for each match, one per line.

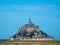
left=0, top=40, right=60, bottom=45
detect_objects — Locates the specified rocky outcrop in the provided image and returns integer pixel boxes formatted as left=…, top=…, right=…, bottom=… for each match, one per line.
left=10, top=18, right=54, bottom=40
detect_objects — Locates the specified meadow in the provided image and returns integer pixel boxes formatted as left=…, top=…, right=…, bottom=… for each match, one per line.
left=0, top=40, right=60, bottom=45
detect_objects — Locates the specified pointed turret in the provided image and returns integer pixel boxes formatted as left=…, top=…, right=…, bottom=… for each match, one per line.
left=29, top=17, right=31, bottom=23
left=28, top=18, right=34, bottom=26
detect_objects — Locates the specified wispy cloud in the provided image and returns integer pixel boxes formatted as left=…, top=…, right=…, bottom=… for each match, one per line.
left=0, top=3, right=60, bottom=16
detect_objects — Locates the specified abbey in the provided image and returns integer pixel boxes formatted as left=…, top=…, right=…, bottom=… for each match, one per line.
left=10, top=18, right=54, bottom=40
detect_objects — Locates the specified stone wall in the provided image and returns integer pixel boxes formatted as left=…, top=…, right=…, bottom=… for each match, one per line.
left=0, top=40, right=60, bottom=45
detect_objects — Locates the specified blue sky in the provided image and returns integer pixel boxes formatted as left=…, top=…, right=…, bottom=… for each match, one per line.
left=0, top=0, right=60, bottom=40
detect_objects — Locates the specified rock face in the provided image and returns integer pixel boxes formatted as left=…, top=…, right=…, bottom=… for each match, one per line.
left=10, top=18, right=54, bottom=40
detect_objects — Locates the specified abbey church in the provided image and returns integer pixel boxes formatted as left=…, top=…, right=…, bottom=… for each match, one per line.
left=10, top=18, right=54, bottom=40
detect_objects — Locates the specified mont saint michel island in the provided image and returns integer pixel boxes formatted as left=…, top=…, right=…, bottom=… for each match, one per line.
left=10, top=18, right=54, bottom=40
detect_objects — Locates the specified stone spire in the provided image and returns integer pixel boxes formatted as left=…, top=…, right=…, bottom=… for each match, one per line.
left=28, top=17, right=35, bottom=26
left=29, top=17, right=31, bottom=23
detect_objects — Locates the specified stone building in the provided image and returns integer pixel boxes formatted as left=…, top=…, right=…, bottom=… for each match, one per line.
left=10, top=18, right=54, bottom=40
